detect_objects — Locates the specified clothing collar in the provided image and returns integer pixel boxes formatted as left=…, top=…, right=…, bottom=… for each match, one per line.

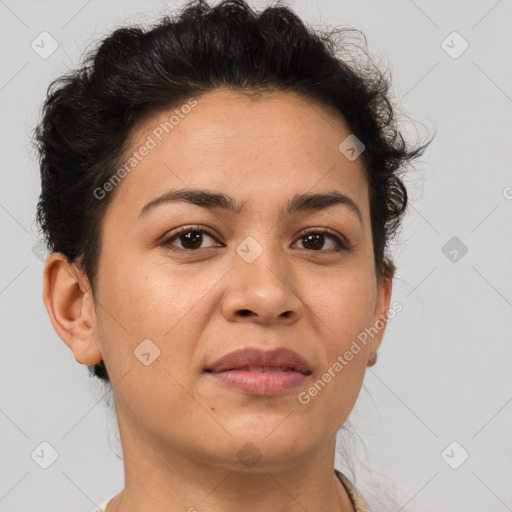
left=335, top=469, right=373, bottom=512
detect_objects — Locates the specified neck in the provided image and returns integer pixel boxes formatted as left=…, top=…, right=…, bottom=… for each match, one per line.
left=105, top=415, right=355, bottom=512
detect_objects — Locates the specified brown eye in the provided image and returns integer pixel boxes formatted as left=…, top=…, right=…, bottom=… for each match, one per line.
left=161, top=226, right=221, bottom=251
left=294, top=229, right=348, bottom=252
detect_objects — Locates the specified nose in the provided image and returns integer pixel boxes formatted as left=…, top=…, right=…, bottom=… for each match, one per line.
left=220, top=243, right=304, bottom=325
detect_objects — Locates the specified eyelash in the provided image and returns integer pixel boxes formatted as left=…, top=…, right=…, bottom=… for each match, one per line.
left=160, top=225, right=349, bottom=253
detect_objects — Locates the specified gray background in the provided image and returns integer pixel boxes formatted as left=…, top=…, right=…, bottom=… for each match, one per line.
left=1, top=0, right=511, bottom=510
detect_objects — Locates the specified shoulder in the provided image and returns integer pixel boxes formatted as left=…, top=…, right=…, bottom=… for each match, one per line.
left=335, top=469, right=373, bottom=512
left=91, top=497, right=113, bottom=512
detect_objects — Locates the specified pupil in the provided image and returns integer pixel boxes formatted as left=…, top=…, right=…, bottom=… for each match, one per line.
left=305, top=234, right=323, bottom=250
left=182, top=231, right=202, bottom=249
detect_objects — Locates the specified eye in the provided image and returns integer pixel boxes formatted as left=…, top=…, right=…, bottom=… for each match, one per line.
left=160, top=225, right=222, bottom=251
left=293, top=228, right=348, bottom=252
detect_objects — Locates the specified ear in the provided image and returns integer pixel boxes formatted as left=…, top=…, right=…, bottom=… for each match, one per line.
left=42, top=253, right=103, bottom=365
left=367, top=259, right=394, bottom=366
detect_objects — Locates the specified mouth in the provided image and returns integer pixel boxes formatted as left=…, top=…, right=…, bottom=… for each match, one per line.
left=204, top=347, right=312, bottom=396
left=219, top=366, right=301, bottom=372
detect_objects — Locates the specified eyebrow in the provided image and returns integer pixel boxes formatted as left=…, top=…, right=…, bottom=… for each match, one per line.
left=138, top=188, right=363, bottom=225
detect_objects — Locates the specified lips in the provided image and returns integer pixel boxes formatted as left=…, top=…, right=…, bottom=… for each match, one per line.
left=204, top=347, right=312, bottom=396
left=205, top=347, right=312, bottom=375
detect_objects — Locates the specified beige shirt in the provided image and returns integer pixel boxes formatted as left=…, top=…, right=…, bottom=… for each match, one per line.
left=335, top=469, right=373, bottom=512
left=92, top=470, right=372, bottom=512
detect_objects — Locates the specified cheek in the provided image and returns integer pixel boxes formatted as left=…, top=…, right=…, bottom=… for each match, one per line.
left=94, top=264, right=202, bottom=422
left=99, top=257, right=195, bottom=332
left=96, top=259, right=216, bottom=377
left=302, top=269, right=374, bottom=404
left=306, top=268, right=376, bottom=346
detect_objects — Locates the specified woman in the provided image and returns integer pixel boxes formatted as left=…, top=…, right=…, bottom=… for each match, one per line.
left=34, top=0, right=432, bottom=510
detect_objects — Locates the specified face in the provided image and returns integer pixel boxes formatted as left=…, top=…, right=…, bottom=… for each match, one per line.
left=52, top=88, right=392, bottom=474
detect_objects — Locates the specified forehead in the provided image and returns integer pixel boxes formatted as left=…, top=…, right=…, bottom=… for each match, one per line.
left=107, top=88, right=369, bottom=223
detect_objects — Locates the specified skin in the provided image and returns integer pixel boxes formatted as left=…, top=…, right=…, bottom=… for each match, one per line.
left=43, top=88, right=392, bottom=512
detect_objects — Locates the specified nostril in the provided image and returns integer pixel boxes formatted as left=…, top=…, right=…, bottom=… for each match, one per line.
left=239, top=309, right=252, bottom=316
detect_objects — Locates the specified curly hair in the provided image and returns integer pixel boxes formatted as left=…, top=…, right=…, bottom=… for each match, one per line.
left=34, top=0, right=433, bottom=384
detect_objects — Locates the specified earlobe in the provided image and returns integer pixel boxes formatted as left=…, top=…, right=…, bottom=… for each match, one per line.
left=367, top=351, right=377, bottom=367
left=42, top=253, right=103, bottom=365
